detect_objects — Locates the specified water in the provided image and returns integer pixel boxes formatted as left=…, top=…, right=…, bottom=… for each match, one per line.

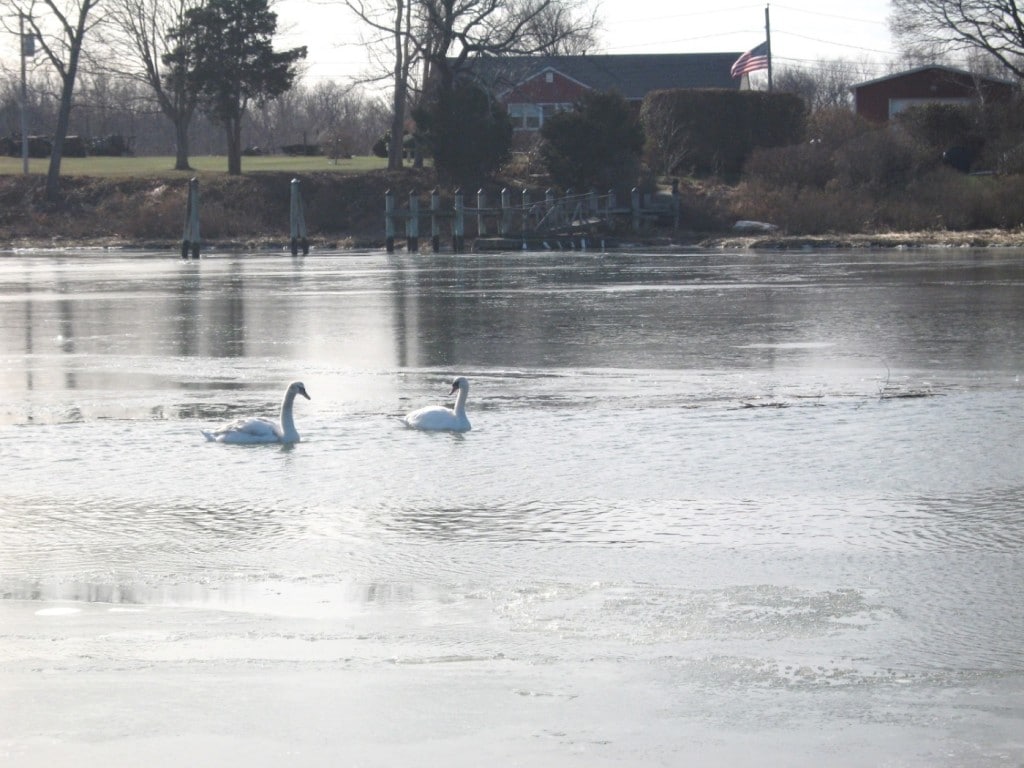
left=1, top=248, right=1022, bottom=767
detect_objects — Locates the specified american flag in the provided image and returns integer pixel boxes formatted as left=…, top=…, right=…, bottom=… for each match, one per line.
left=730, top=42, right=770, bottom=78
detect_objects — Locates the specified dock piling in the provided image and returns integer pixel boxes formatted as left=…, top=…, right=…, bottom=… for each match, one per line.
left=289, top=178, right=309, bottom=256
left=181, top=177, right=200, bottom=259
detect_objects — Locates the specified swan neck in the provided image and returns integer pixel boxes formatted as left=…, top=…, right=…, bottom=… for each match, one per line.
left=280, top=389, right=298, bottom=438
left=453, top=384, right=468, bottom=416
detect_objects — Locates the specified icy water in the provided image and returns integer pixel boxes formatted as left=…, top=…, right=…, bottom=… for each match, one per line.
left=1, top=248, right=1022, bottom=767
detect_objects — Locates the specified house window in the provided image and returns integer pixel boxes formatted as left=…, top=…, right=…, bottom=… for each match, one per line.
left=508, top=103, right=542, bottom=130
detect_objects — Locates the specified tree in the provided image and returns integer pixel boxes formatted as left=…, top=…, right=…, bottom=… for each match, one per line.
left=340, top=0, right=599, bottom=171
left=540, top=90, right=644, bottom=191
left=773, top=59, right=863, bottom=112
left=890, top=0, right=1024, bottom=78
left=101, top=0, right=202, bottom=170
left=419, top=0, right=600, bottom=93
left=412, top=80, right=512, bottom=185
left=4, top=0, right=102, bottom=200
left=166, top=0, right=306, bottom=174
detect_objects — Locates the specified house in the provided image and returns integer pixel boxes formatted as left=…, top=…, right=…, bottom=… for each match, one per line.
left=851, top=65, right=1016, bottom=123
left=458, top=53, right=742, bottom=131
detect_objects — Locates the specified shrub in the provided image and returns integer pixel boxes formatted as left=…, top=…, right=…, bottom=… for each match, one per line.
left=743, top=142, right=835, bottom=189
left=641, top=88, right=806, bottom=179
left=831, top=127, right=926, bottom=192
left=539, top=90, right=644, bottom=193
left=413, top=82, right=512, bottom=187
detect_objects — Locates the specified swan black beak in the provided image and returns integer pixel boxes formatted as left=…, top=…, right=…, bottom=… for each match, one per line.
left=448, top=382, right=458, bottom=394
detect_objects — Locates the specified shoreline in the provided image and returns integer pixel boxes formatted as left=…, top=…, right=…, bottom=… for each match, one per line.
left=5, top=229, right=1024, bottom=254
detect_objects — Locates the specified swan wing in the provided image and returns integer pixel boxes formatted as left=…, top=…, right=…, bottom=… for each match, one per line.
left=205, top=416, right=283, bottom=443
left=402, top=406, right=470, bottom=432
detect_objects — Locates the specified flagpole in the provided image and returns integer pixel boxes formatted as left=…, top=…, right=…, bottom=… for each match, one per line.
left=765, top=4, right=773, bottom=92
left=20, top=13, right=30, bottom=174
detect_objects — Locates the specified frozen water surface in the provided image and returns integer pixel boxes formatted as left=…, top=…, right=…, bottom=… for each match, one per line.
left=1, top=248, right=1023, bottom=767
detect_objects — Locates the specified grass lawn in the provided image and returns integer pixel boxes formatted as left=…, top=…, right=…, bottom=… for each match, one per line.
left=0, top=154, right=391, bottom=177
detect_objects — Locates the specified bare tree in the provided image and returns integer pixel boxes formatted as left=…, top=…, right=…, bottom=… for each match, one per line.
left=890, top=0, right=1024, bottom=78
left=3, top=0, right=102, bottom=199
left=100, top=0, right=201, bottom=169
left=341, top=0, right=418, bottom=169
left=340, top=0, right=599, bottom=169
left=774, top=59, right=865, bottom=112
left=420, top=0, right=600, bottom=91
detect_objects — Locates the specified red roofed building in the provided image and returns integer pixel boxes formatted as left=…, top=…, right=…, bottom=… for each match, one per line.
left=852, top=65, right=1016, bottom=123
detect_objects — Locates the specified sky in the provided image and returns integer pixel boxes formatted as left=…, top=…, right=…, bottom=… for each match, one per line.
left=1, top=0, right=899, bottom=93
left=272, top=0, right=900, bottom=88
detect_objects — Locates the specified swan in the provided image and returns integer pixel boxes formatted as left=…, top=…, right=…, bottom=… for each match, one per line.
left=402, top=376, right=471, bottom=432
left=201, top=381, right=311, bottom=444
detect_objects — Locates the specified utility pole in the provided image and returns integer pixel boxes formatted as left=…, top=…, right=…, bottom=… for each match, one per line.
left=19, top=14, right=33, bottom=173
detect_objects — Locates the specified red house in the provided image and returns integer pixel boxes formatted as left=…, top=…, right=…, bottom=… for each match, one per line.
left=459, top=53, right=742, bottom=131
left=852, top=65, right=1016, bottom=123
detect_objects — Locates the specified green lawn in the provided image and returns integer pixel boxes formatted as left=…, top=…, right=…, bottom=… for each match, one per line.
left=0, top=154, right=390, bottom=177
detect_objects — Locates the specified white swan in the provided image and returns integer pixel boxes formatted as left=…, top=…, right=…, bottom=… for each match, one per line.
left=402, top=376, right=471, bottom=432
left=201, top=381, right=311, bottom=444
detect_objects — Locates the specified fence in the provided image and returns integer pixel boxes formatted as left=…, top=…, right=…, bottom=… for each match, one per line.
left=384, top=186, right=680, bottom=253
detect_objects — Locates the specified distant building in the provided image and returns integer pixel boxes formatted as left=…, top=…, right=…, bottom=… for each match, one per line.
left=851, top=65, right=1017, bottom=122
left=457, top=53, right=742, bottom=131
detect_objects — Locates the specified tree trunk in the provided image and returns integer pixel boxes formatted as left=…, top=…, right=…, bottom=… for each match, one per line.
left=227, top=117, right=242, bottom=175
left=173, top=114, right=193, bottom=171
left=388, top=77, right=407, bottom=171
left=45, top=75, right=75, bottom=201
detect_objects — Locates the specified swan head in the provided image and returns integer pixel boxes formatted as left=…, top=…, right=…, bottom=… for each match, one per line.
left=289, top=381, right=311, bottom=400
left=449, top=376, right=468, bottom=395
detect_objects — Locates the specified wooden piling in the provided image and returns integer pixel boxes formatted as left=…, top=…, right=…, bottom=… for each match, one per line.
left=407, top=191, right=419, bottom=253
left=181, top=177, right=200, bottom=259
left=477, top=189, right=487, bottom=238
left=430, top=188, right=441, bottom=253
left=500, top=188, right=512, bottom=236
left=289, top=177, right=309, bottom=256
left=521, top=188, right=531, bottom=249
left=385, top=189, right=395, bottom=254
left=631, top=187, right=641, bottom=232
left=453, top=189, right=465, bottom=253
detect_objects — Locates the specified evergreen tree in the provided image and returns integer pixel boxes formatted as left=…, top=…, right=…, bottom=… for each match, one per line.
left=166, top=0, right=306, bottom=174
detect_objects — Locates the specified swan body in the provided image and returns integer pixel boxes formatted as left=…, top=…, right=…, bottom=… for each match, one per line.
left=402, top=377, right=471, bottom=432
left=201, top=381, right=310, bottom=444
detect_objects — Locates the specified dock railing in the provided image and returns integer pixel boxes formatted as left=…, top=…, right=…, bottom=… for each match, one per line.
left=384, top=186, right=680, bottom=253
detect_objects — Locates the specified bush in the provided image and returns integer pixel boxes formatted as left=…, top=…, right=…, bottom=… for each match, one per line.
left=413, top=83, right=512, bottom=187
left=539, top=90, right=644, bottom=192
left=831, top=127, right=927, bottom=192
left=641, top=88, right=806, bottom=179
left=743, top=142, right=835, bottom=189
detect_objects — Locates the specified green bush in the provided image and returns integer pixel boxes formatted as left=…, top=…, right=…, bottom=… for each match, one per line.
left=413, top=82, right=512, bottom=187
left=539, top=90, right=644, bottom=193
left=641, top=89, right=805, bottom=179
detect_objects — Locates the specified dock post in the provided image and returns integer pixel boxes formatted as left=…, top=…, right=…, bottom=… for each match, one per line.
left=181, top=177, right=200, bottom=259
left=430, top=187, right=441, bottom=253
left=631, top=187, right=641, bottom=232
left=289, top=177, right=309, bottom=256
left=477, top=189, right=487, bottom=238
left=385, top=189, right=395, bottom=254
left=407, top=190, right=419, bottom=253
left=521, top=188, right=531, bottom=249
left=500, top=187, right=511, bottom=236
left=453, top=188, right=465, bottom=253
left=672, top=177, right=680, bottom=230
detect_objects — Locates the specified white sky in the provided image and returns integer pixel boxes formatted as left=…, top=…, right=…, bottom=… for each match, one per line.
left=274, top=0, right=900, bottom=88
left=1, top=1, right=899, bottom=94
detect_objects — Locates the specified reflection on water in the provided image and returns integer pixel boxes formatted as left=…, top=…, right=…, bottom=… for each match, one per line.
left=1, top=249, right=1022, bottom=766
